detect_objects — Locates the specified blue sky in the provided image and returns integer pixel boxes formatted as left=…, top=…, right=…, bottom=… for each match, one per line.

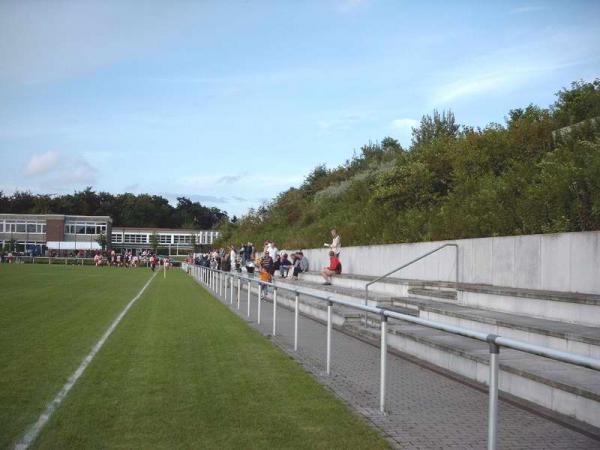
left=1, top=0, right=599, bottom=217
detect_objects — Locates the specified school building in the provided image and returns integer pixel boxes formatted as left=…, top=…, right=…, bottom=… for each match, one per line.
left=0, top=213, right=219, bottom=255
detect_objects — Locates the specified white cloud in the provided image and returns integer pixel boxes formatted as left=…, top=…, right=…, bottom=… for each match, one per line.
left=509, top=5, right=546, bottom=14
left=179, top=173, right=304, bottom=190
left=390, top=118, right=419, bottom=147
left=24, top=150, right=60, bottom=176
left=337, top=0, right=369, bottom=13
left=317, top=111, right=373, bottom=134
left=391, top=118, right=419, bottom=131
left=430, top=29, right=600, bottom=106
left=0, top=2, right=203, bottom=85
left=22, top=150, right=96, bottom=186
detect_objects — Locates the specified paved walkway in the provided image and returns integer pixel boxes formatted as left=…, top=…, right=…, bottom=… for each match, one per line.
left=196, top=273, right=600, bottom=449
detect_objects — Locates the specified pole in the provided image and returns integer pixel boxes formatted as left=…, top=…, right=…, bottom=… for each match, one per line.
left=237, top=278, right=241, bottom=310
left=163, top=259, right=166, bottom=279
left=380, top=315, right=388, bottom=414
left=272, top=287, right=277, bottom=336
left=257, top=284, right=262, bottom=324
left=247, top=280, right=251, bottom=317
left=455, top=245, right=459, bottom=291
left=294, top=292, right=299, bottom=351
left=230, top=275, right=234, bottom=304
left=487, top=337, right=500, bottom=450
left=326, top=301, right=332, bottom=375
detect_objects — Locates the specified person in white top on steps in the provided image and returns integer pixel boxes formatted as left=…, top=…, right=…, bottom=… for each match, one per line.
left=324, top=228, right=341, bottom=257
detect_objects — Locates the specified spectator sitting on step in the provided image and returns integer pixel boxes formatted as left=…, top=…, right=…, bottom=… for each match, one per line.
left=292, top=252, right=309, bottom=280
left=279, top=253, right=292, bottom=278
left=320, top=250, right=342, bottom=285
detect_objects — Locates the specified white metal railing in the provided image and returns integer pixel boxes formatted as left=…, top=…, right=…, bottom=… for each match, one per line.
left=365, top=243, right=459, bottom=304
left=183, top=264, right=600, bottom=450
left=6, top=256, right=97, bottom=265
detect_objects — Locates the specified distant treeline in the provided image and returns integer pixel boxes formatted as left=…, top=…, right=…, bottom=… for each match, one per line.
left=0, top=189, right=227, bottom=229
left=216, top=79, right=600, bottom=249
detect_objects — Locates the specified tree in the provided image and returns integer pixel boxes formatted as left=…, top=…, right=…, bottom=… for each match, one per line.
left=553, top=78, right=600, bottom=126
left=96, top=233, right=108, bottom=252
left=6, top=238, right=16, bottom=252
left=190, top=233, right=198, bottom=253
left=149, top=232, right=159, bottom=254
left=411, top=110, right=460, bottom=149
left=0, top=190, right=228, bottom=229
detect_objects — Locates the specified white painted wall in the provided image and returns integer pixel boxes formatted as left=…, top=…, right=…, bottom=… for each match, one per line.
left=298, top=231, right=600, bottom=295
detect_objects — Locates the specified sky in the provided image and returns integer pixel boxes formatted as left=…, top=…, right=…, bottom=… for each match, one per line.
left=0, top=0, right=599, bottom=217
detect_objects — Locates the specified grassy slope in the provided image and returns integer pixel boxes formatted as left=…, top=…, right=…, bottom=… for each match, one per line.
left=34, top=270, right=389, bottom=449
left=0, top=265, right=152, bottom=449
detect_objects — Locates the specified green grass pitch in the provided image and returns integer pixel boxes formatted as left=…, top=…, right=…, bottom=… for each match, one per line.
left=0, top=265, right=390, bottom=449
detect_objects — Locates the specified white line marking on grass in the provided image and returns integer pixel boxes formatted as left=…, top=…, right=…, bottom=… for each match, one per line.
left=14, top=272, right=158, bottom=450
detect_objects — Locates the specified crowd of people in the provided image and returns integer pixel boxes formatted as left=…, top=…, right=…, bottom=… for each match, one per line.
left=92, top=249, right=175, bottom=270
left=189, top=228, right=342, bottom=286
left=2, top=229, right=343, bottom=285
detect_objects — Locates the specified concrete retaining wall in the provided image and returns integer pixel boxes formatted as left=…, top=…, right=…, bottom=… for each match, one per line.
left=297, top=231, right=600, bottom=295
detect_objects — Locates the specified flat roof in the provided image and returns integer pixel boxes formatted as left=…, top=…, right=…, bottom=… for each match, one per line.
left=0, top=213, right=112, bottom=222
left=112, top=226, right=218, bottom=233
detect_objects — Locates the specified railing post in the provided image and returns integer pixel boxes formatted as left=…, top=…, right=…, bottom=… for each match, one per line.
left=326, top=301, right=333, bottom=375
left=455, top=244, right=459, bottom=291
left=294, top=292, right=299, bottom=351
left=364, top=286, right=369, bottom=328
left=272, top=287, right=277, bottom=336
left=247, top=280, right=251, bottom=317
left=226, top=275, right=230, bottom=301
left=487, top=335, right=500, bottom=450
left=257, top=284, right=262, bottom=324
left=380, top=314, right=388, bottom=414
left=237, top=278, right=241, bottom=310
left=230, top=275, right=234, bottom=304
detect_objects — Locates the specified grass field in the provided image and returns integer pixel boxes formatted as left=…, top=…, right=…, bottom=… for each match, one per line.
left=0, top=265, right=389, bottom=449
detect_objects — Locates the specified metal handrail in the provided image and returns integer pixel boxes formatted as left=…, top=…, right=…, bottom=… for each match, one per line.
left=364, top=243, right=458, bottom=305
left=186, top=264, right=600, bottom=450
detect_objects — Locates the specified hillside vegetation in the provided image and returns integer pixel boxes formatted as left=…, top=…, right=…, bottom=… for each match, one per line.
left=217, top=79, right=600, bottom=248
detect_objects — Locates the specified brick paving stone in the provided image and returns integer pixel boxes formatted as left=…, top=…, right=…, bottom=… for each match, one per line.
left=197, top=273, right=600, bottom=450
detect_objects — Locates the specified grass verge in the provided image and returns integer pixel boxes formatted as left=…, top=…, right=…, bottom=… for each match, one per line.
left=0, top=264, right=152, bottom=449
left=33, top=269, right=390, bottom=449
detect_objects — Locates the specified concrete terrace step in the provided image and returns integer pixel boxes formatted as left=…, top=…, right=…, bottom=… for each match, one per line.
left=299, top=271, right=600, bottom=326
left=391, top=296, right=600, bottom=359
left=276, top=276, right=600, bottom=361
left=293, top=275, right=600, bottom=358
left=254, top=278, right=600, bottom=428
left=343, top=321, right=600, bottom=428
left=408, top=286, right=458, bottom=301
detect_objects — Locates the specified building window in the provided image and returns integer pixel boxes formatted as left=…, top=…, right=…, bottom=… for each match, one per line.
left=173, top=235, right=192, bottom=244
left=159, top=234, right=172, bottom=244
left=65, top=221, right=107, bottom=235
left=123, top=233, right=148, bottom=244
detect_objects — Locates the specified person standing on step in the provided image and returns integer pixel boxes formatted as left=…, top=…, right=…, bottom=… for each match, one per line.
left=324, top=228, right=341, bottom=257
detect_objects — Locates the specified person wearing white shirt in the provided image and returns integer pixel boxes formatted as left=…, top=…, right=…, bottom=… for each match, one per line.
left=324, top=228, right=341, bottom=256
left=269, top=243, right=279, bottom=260
left=229, top=247, right=237, bottom=271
